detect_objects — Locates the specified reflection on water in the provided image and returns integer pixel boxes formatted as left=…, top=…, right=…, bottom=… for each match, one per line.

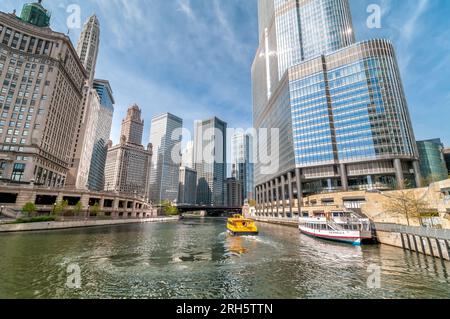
left=0, top=218, right=449, bottom=299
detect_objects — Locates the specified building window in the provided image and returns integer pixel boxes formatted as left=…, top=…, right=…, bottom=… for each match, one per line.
left=11, top=163, right=26, bottom=182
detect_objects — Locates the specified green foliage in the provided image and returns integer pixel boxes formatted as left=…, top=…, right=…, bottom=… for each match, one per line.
left=248, top=199, right=257, bottom=207
left=53, top=200, right=69, bottom=216
left=22, top=202, right=37, bottom=217
left=161, top=201, right=179, bottom=216
left=13, top=216, right=56, bottom=224
left=90, top=202, right=100, bottom=216
left=73, top=201, right=83, bottom=216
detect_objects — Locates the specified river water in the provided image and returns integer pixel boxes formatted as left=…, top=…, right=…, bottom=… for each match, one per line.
left=0, top=218, right=449, bottom=299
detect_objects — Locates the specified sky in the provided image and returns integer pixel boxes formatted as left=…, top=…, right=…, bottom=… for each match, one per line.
left=1, top=0, right=450, bottom=147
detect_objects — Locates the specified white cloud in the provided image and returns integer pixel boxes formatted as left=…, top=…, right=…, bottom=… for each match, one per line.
left=401, top=0, right=429, bottom=41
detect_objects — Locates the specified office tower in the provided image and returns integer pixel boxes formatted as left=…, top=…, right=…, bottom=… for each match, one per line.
left=178, top=166, right=197, bottom=205
left=149, top=113, right=183, bottom=204
left=87, top=79, right=114, bottom=191
left=252, top=0, right=421, bottom=216
left=66, top=86, right=100, bottom=189
left=417, top=139, right=448, bottom=183
left=231, top=133, right=254, bottom=201
left=67, top=15, right=103, bottom=190
left=225, top=177, right=243, bottom=207
left=76, top=14, right=99, bottom=84
left=444, top=148, right=450, bottom=175
left=194, top=117, right=227, bottom=205
left=121, top=103, right=144, bottom=145
left=182, top=140, right=194, bottom=169
left=0, top=3, right=86, bottom=186
left=104, top=104, right=152, bottom=198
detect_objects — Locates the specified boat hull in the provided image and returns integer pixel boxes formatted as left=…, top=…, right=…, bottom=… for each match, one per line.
left=227, top=229, right=259, bottom=237
left=299, top=227, right=370, bottom=246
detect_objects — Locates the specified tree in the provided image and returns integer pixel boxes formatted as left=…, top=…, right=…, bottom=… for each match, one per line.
left=22, top=202, right=37, bottom=217
left=248, top=199, right=257, bottom=208
left=90, top=202, right=100, bottom=216
left=383, top=190, right=430, bottom=226
left=161, top=201, right=179, bottom=216
left=73, top=201, right=83, bottom=217
left=53, top=200, right=69, bottom=217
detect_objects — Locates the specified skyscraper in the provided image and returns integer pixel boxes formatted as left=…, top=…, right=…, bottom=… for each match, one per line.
left=104, top=104, right=152, bottom=198
left=225, top=177, right=243, bottom=207
left=194, top=117, right=227, bottom=206
left=66, top=85, right=100, bottom=189
left=231, top=133, right=254, bottom=202
left=444, top=148, right=450, bottom=175
left=67, top=15, right=102, bottom=190
left=121, top=104, right=144, bottom=146
left=76, top=14, right=100, bottom=84
left=178, top=166, right=197, bottom=205
left=417, top=139, right=448, bottom=183
left=182, top=140, right=194, bottom=169
left=0, top=3, right=86, bottom=186
left=149, top=113, right=183, bottom=204
left=253, top=0, right=421, bottom=217
left=87, top=79, right=114, bottom=191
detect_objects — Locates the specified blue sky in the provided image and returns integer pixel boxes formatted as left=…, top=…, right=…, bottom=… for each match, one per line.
left=1, top=0, right=450, bottom=146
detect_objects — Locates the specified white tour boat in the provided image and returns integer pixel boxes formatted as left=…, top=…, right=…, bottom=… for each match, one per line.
left=298, top=210, right=373, bottom=245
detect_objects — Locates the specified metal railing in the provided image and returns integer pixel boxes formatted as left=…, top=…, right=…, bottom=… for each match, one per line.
left=375, top=223, right=450, bottom=240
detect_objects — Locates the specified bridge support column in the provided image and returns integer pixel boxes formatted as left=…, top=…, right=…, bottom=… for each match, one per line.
left=275, top=177, right=280, bottom=217
left=259, top=186, right=263, bottom=214
left=295, top=168, right=303, bottom=209
left=270, top=180, right=275, bottom=216
left=265, top=182, right=270, bottom=216
left=394, top=159, right=405, bottom=189
left=263, top=183, right=269, bottom=214
left=281, top=175, right=286, bottom=217
left=288, top=171, right=293, bottom=216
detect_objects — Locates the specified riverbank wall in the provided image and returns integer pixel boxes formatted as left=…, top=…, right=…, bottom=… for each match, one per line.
left=252, top=216, right=298, bottom=227
left=252, top=216, right=450, bottom=261
left=0, top=216, right=179, bottom=233
left=375, top=223, right=450, bottom=261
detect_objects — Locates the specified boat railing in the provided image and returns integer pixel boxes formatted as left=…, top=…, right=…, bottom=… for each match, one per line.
left=327, top=220, right=345, bottom=231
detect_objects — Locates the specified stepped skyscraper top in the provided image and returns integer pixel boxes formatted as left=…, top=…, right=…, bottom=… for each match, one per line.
left=77, top=14, right=100, bottom=84
left=120, top=104, right=145, bottom=146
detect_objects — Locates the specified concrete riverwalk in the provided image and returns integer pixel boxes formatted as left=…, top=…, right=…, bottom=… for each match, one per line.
left=0, top=216, right=179, bottom=233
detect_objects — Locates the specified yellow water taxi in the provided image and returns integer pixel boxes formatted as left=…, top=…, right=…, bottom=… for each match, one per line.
left=227, top=214, right=259, bottom=236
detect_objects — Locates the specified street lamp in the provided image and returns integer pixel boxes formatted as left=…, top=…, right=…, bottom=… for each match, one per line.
left=0, top=205, right=4, bottom=216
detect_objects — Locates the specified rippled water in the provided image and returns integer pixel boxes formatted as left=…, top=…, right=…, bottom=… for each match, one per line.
left=0, top=218, right=449, bottom=299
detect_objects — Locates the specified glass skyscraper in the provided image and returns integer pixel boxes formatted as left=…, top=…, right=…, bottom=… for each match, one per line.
left=87, top=79, right=114, bottom=191
left=253, top=0, right=421, bottom=217
left=231, top=133, right=254, bottom=202
left=194, top=117, right=227, bottom=206
left=149, top=113, right=183, bottom=204
left=417, top=139, right=448, bottom=183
